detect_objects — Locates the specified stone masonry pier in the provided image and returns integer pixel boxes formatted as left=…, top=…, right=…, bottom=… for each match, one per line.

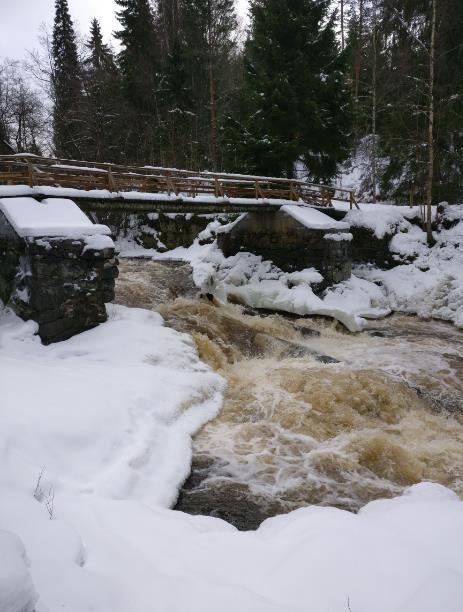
left=217, top=207, right=353, bottom=285
left=0, top=197, right=118, bottom=343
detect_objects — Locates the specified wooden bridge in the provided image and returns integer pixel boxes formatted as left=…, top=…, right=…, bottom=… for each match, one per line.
left=0, top=154, right=359, bottom=214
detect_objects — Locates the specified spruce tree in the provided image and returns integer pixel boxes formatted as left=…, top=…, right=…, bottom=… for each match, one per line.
left=155, top=0, right=196, bottom=168
left=52, top=0, right=83, bottom=158
left=347, top=0, right=463, bottom=204
left=81, top=19, right=122, bottom=162
left=87, top=18, right=114, bottom=71
left=178, top=0, right=238, bottom=168
left=115, top=0, right=160, bottom=163
left=224, top=0, right=351, bottom=180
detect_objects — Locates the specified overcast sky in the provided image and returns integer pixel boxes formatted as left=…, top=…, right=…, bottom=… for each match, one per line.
left=0, top=0, right=250, bottom=61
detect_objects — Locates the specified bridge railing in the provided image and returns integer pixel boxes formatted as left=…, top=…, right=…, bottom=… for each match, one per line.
left=0, top=154, right=359, bottom=209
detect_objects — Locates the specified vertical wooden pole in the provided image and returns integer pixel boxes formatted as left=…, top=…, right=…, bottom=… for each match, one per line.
left=107, top=164, right=116, bottom=192
left=290, top=181, right=297, bottom=201
left=27, top=159, right=35, bottom=187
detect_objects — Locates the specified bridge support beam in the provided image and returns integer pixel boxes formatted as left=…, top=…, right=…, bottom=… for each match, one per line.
left=217, top=210, right=352, bottom=285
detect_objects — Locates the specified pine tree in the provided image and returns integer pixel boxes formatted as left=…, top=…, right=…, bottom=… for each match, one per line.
left=179, top=0, right=238, bottom=169
left=81, top=19, right=122, bottom=162
left=155, top=0, right=196, bottom=168
left=115, top=0, right=161, bottom=163
left=224, top=0, right=351, bottom=180
left=52, top=0, right=83, bottom=158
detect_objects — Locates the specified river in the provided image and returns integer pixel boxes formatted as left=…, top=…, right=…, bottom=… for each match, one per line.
left=116, top=258, right=463, bottom=529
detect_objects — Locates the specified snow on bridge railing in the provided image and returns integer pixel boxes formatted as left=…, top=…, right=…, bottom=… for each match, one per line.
left=0, top=154, right=360, bottom=210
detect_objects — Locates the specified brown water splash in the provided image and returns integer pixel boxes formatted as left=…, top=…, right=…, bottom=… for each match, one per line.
left=116, top=259, right=463, bottom=529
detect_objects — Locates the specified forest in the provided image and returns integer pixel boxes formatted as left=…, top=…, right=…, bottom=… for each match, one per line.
left=0, top=0, right=462, bottom=203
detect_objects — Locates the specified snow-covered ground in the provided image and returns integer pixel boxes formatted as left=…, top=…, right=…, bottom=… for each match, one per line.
left=141, top=202, right=462, bottom=332
left=2, top=196, right=463, bottom=610
left=1, top=303, right=463, bottom=612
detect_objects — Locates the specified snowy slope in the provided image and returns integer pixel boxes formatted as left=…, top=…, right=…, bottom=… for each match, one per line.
left=1, top=305, right=463, bottom=612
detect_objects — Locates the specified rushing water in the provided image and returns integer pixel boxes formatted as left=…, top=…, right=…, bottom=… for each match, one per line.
left=116, top=259, right=463, bottom=529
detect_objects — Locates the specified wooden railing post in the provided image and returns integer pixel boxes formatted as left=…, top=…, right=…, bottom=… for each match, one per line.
left=107, top=164, right=116, bottom=192
left=166, top=172, right=174, bottom=196
left=214, top=177, right=224, bottom=198
left=350, top=192, right=360, bottom=210
left=27, top=159, right=35, bottom=187
left=290, top=181, right=297, bottom=201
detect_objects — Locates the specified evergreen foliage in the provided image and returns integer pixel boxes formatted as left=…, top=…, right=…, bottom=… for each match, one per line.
left=81, top=19, right=123, bottom=162
left=349, top=0, right=463, bottom=203
left=223, top=0, right=351, bottom=180
left=51, top=0, right=83, bottom=158
left=0, top=118, right=13, bottom=154
left=11, top=0, right=462, bottom=204
left=114, top=0, right=161, bottom=162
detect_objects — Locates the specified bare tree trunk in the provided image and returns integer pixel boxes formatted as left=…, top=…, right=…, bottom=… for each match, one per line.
left=209, top=60, right=218, bottom=169
left=426, top=0, right=436, bottom=245
left=371, top=2, right=378, bottom=202
left=207, top=0, right=218, bottom=169
left=341, top=0, right=345, bottom=51
left=353, top=0, right=364, bottom=149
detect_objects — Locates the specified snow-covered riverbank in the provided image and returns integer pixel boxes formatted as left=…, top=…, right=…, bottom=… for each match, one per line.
left=121, top=202, right=463, bottom=332
left=1, top=302, right=463, bottom=612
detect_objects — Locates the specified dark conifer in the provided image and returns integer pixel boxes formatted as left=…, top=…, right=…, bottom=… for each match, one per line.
left=81, top=19, right=122, bottom=162
left=51, top=0, right=83, bottom=158
left=224, top=0, right=351, bottom=180
left=179, top=0, right=238, bottom=168
left=115, top=0, right=160, bottom=162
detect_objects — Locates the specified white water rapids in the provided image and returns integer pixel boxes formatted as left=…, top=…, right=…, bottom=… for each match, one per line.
left=116, top=259, right=463, bottom=529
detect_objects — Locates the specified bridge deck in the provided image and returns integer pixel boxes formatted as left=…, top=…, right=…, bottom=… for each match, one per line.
left=0, top=155, right=359, bottom=211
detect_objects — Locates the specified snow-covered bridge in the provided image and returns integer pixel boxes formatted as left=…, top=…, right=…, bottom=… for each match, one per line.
left=0, top=154, right=358, bottom=311
left=0, top=154, right=359, bottom=214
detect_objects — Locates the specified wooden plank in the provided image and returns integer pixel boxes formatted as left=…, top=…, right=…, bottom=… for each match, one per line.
left=0, top=154, right=357, bottom=206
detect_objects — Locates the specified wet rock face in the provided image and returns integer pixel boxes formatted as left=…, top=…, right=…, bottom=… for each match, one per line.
left=0, top=219, right=118, bottom=344
left=349, top=226, right=395, bottom=268
left=175, top=456, right=286, bottom=531
left=90, top=211, right=225, bottom=251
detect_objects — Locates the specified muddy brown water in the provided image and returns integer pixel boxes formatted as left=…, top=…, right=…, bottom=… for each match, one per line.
left=116, top=259, right=463, bottom=530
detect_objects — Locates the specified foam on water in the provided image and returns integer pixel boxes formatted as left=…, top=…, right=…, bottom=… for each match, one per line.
left=116, top=259, right=463, bottom=528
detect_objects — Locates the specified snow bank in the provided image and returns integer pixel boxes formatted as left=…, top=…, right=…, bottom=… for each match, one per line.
left=0, top=197, right=111, bottom=238
left=0, top=531, right=37, bottom=612
left=344, top=204, right=414, bottom=238
left=1, top=305, right=463, bottom=611
left=153, top=243, right=388, bottom=331
left=354, top=204, right=463, bottom=327
left=115, top=203, right=463, bottom=331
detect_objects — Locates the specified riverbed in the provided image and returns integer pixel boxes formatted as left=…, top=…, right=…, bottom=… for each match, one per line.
left=116, top=258, right=463, bottom=529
